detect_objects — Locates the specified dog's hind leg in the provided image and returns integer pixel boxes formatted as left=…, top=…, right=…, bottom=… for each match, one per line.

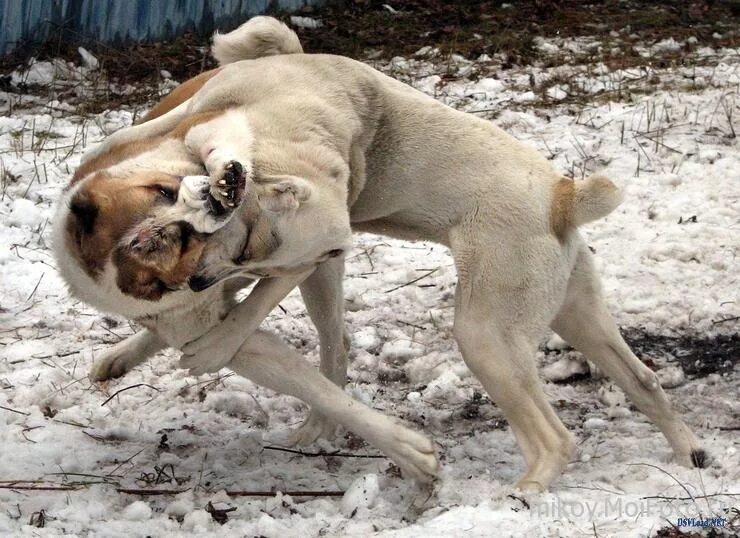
left=89, top=329, right=166, bottom=381
left=229, top=329, right=438, bottom=482
left=550, top=244, right=706, bottom=468
left=450, top=230, right=576, bottom=491
left=291, top=257, right=349, bottom=445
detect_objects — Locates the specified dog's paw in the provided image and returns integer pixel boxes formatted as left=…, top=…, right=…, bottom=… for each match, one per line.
left=180, top=328, right=241, bottom=375
left=362, top=418, right=438, bottom=483
left=289, top=412, right=337, bottom=446
left=513, top=478, right=547, bottom=493
left=380, top=423, right=439, bottom=483
left=209, top=160, right=247, bottom=212
left=178, top=175, right=242, bottom=234
left=89, top=345, right=147, bottom=381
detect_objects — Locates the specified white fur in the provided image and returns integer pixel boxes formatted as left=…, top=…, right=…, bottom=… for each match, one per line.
left=176, top=49, right=703, bottom=490
left=212, top=16, right=303, bottom=65
left=171, top=175, right=225, bottom=233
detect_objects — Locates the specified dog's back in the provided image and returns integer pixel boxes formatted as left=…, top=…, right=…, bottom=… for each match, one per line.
left=143, top=17, right=303, bottom=123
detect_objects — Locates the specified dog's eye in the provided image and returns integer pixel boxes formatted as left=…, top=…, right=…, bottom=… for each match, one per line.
left=156, top=186, right=177, bottom=202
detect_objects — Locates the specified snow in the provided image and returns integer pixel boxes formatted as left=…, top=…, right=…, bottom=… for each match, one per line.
left=122, top=500, right=153, bottom=521
left=542, top=354, right=590, bottom=382
left=0, top=33, right=738, bottom=537
left=341, top=474, right=381, bottom=515
left=10, top=60, right=59, bottom=86
left=77, top=47, right=100, bottom=70
left=583, top=417, right=610, bottom=430
left=290, top=16, right=323, bottom=29
left=657, top=365, right=686, bottom=389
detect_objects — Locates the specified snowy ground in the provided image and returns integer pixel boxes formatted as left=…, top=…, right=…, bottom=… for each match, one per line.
left=0, top=34, right=738, bottom=537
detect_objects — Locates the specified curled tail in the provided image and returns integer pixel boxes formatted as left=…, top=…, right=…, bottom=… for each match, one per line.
left=211, top=16, right=303, bottom=65
left=551, top=175, right=623, bottom=241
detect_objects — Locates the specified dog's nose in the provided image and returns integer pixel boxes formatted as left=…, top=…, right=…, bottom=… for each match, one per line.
left=188, top=274, right=216, bottom=292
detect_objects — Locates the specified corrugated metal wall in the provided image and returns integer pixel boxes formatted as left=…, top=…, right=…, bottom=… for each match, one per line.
left=0, top=0, right=320, bottom=55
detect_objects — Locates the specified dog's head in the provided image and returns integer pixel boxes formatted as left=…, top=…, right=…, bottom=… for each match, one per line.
left=53, top=164, right=337, bottom=315
left=53, top=169, right=231, bottom=315
left=189, top=174, right=354, bottom=290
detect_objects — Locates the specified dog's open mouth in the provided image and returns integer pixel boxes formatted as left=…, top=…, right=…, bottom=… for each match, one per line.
left=206, top=192, right=229, bottom=216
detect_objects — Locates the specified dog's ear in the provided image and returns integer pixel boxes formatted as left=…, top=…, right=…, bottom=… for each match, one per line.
left=256, top=175, right=313, bottom=212
left=69, top=193, right=99, bottom=235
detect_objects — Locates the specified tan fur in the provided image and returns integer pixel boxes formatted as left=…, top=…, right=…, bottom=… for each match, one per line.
left=72, top=110, right=223, bottom=187
left=551, top=177, right=575, bottom=243
left=139, top=68, right=222, bottom=123
left=67, top=171, right=183, bottom=277
left=571, top=175, right=623, bottom=226
left=234, top=198, right=281, bottom=263
left=167, top=110, right=226, bottom=140
left=114, top=228, right=206, bottom=301
left=71, top=137, right=165, bottom=186
left=66, top=109, right=230, bottom=287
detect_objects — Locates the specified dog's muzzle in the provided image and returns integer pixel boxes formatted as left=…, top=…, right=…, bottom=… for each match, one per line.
left=188, top=273, right=217, bottom=292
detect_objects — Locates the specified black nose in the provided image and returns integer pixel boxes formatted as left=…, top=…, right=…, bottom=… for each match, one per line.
left=188, top=274, right=216, bottom=292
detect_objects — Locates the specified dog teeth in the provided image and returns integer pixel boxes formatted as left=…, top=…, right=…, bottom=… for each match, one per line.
left=220, top=190, right=229, bottom=197
left=217, top=179, right=226, bottom=186
left=226, top=202, right=235, bottom=208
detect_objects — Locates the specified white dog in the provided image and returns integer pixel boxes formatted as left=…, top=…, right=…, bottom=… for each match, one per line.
left=53, top=17, right=438, bottom=482
left=58, top=17, right=705, bottom=491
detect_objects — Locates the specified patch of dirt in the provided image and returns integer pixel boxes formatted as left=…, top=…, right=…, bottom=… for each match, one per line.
left=539, top=329, right=739, bottom=383
left=0, top=29, right=213, bottom=85
left=1, top=1, right=738, bottom=113
left=291, top=0, right=739, bottom=62
left=623, top=329, right=739, bottom=378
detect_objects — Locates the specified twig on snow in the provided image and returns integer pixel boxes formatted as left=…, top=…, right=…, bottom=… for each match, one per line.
left=0, top=483, right=80, bottom=491
left=627, top=462, right=696, bottom=503
left=117, top=487, right=345, bottom=497
left=263, top=445, right=385, bottom=459
left=712, top=315, right=739, bottom=325
left=0, top=404, right=30, bottom=416
left=385, top=268, right=439, bottom=293
left=641, top=493, right=740, bottom=501
left=101, top=383, right=161, bottom=406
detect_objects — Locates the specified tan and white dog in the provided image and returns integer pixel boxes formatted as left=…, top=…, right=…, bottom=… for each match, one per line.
left=52, top=17, right=439, bottom=482
left=56, top=17, right=706, bottom=491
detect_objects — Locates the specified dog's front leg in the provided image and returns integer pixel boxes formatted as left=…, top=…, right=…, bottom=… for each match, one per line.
left=180, top=271, right=312, bottom=375
left=89, top=329, right=166, bottom=381
left=290, top=257, right=349, bottom=445
left=230, top=329, right=438, bottom=482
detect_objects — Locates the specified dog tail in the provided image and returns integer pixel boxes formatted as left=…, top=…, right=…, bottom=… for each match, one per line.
left=211, top=16, right=303, bottom=65
left=551, top=175, right=623, bottom=240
